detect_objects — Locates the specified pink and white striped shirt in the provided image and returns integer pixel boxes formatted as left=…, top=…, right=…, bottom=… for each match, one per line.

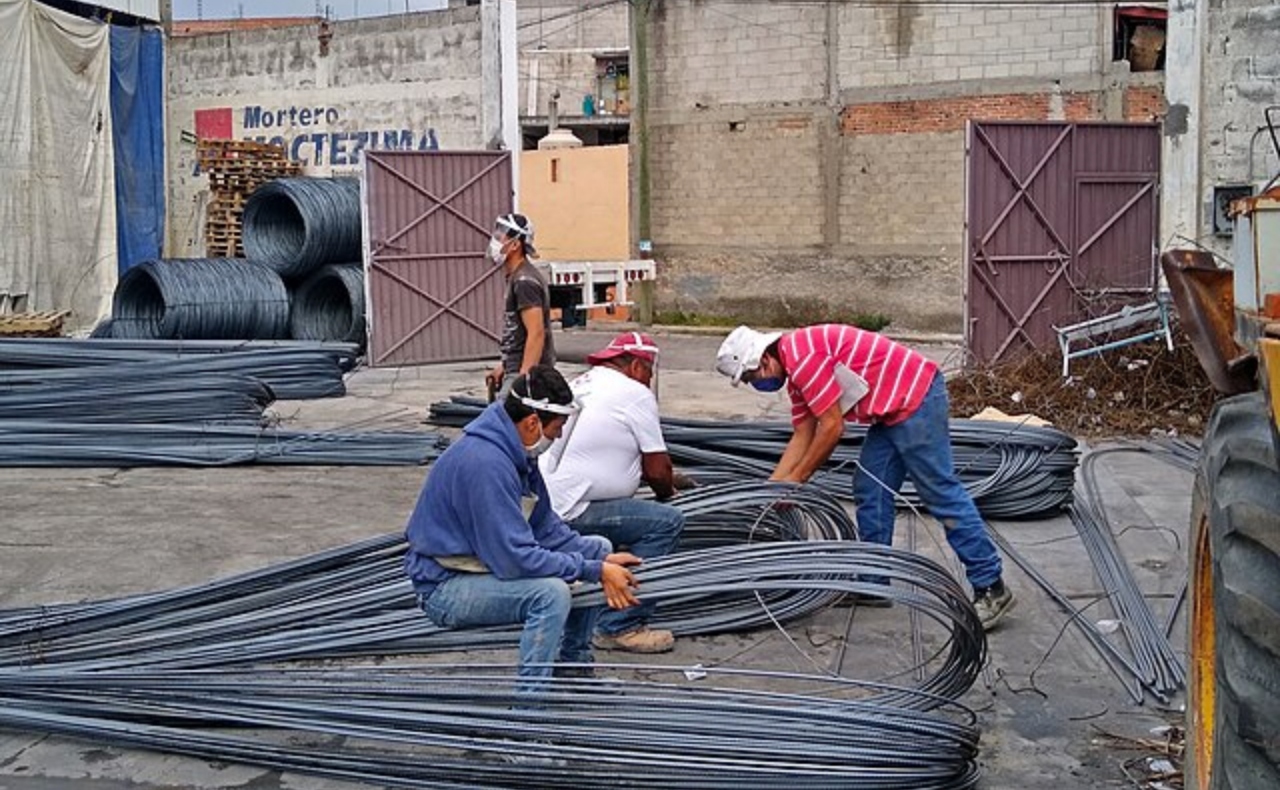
left=778, top=324, right=938, bottom=427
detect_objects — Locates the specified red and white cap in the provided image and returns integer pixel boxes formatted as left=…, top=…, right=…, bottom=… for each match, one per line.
left=585, top=331, right=660, bottom=366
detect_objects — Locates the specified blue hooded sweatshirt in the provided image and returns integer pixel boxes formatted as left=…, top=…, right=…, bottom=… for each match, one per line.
left=404, top=402, right=608, bottom=596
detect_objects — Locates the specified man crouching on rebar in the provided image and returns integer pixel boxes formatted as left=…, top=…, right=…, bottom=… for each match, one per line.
left=403, top=365, right=642, bottom=693
left=715, top=324, right=1016, bottom=631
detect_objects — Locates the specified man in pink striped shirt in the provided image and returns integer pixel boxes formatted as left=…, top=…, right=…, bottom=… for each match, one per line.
left=716, top=324, right=1016, bottom=630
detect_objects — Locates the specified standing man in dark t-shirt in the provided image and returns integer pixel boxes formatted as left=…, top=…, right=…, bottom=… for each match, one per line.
left=485, top=214, right=556, bottom=398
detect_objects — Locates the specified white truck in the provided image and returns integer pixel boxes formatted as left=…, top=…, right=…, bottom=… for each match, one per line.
left=536, top=259, right=657, bottom=328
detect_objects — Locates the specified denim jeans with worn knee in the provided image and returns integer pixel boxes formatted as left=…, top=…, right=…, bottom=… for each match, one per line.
left=417, top=541, right=611, bottom=694
left=851, top=373, right=1003, bottom=590
left=570, top=498, right=684, bottom=636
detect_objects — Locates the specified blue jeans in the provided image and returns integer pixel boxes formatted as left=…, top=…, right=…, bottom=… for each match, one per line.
left=418, top=536, right=610, bottom=694
left=852, top=373, right=1003, bottom=590
left=569, top=498, right=685, bottom=636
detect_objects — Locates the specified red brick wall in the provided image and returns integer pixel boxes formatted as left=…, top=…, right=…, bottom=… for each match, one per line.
left=840, top=92, right=1102, bottom=135
left=1064, top=92, right=1099, bottom=122
left=1124, top=85, right=1167, bottom=122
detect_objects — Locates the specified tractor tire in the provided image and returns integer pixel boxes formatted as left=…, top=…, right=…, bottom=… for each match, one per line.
left=1187, top=393, right=1280, bottom=790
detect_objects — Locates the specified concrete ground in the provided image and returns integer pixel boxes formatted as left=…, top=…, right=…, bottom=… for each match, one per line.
left=0, top=328, right=1191, bottom=789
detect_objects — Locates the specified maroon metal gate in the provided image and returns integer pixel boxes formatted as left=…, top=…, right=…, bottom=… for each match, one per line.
left=363, top=151, right=513, bottom=367
left=965, top=122, right=1160, bottom=365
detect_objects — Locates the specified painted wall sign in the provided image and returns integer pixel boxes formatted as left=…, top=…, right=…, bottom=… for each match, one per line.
left=193, top=104, right=439, bottom=169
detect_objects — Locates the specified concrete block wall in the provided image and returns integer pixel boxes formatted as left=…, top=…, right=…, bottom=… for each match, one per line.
left=836, top=132, right=966, bottom=328
left=166, top=7, right=487, bottom=257
left=650, top=112, right=825, bottom=248
left=1199, top=0, right=1280, bottom=258
left=646, top=0, right=1164, bottom=332
left=837, top=4, right=1104, bottom=91
left=517, top=0, right=629, bottom=51
left=516, top=1, right=629, bottom=129
left=649, top=1, right=828, bottom=107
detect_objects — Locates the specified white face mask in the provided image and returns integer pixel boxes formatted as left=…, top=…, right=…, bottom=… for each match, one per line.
left=525, top=434, right=554, bottom=459
left=487, top=237, right=506, bottom=265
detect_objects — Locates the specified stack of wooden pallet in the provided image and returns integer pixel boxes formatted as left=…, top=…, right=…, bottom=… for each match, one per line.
left=0, top=310, right=70, bottom=338
left=198, top=140, right=301, bottom=257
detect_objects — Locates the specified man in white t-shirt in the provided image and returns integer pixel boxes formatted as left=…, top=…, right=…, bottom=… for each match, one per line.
left=540, top=332, right=687, bottom=653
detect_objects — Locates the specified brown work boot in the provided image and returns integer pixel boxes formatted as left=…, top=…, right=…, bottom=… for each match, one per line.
left=592, top=626, right=675, bottom=654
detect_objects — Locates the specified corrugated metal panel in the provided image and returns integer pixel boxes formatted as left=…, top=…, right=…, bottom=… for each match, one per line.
left=965, top=122, right=1160, bottom=365
left=363, top=151, right=513, bottom=367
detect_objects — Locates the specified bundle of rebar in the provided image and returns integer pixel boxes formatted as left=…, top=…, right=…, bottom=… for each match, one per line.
left=988, top=440, right=1196, bottom=704
left=428, top=397, right=1079, bottom=519
left=0, top=339, right=443, bottom=467
left=0, top=339, right=358, bottom=400
left=0, top=421, right=445, bottom=467
left=0, top=540, right=983, bottom=702
left=0, top=540, right=986, bottom=788
left=0, top=664, right=981, bottom=790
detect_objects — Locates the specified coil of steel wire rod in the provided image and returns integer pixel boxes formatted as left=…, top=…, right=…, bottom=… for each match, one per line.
left=288, top=263, right=366, bottom=346
left=242, top=178, right=361, bottom=280
left=111, top=259, right=290, bottom=341
left=673, top=480, right=859, bottom=549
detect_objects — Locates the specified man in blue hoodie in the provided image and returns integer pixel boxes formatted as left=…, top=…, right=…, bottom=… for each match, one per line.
left=405, top=365, right=642, bottom=693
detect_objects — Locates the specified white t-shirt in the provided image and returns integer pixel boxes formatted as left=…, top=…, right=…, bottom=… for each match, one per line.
left=539, top=366, right=667, bottom=521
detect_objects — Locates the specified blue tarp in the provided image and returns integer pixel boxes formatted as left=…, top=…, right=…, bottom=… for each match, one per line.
left=110, top=25, right=164, bottom=275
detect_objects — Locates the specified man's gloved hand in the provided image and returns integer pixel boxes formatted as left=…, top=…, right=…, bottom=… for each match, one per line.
left=601, top=552, right=641, bottom=610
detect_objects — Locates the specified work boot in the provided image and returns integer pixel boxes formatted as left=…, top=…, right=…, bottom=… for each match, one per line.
left=973, top=580, right=1016, bottom=631
left=552, top=665, right=596, bottom=680
left=592, top=626, right=675, bottom=654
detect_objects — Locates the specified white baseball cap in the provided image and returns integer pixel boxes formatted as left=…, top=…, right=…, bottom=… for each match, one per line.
left=715, top=325, right=782, bottom=386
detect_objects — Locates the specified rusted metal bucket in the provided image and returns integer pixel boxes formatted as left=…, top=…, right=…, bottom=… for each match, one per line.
left=1160, top=250, right=1255, bottom=395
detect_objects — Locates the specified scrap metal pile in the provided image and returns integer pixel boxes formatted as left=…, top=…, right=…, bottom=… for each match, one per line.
left=947, top=330, right=1216, bottom=438
left=0, top=535, right=987, bottom=789
left=0, top=339, right=445, bottom=467
left=429, top=396, right=1080, bottom=520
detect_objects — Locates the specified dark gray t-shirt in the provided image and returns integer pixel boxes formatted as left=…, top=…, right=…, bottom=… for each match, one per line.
left=500, top=261, right=555, bottom=374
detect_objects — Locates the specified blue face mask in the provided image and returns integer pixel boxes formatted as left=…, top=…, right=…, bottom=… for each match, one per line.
left=750, top=376, right=784, bottom=393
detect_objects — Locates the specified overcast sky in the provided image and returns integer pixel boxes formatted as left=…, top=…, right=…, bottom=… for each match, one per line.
left=173, top=0, right=448, bottom=21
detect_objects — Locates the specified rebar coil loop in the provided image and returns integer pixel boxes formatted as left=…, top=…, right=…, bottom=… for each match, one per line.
left=242, top=178, right=362, bottom=280
left=289, top=263, right=366, bottom=346
left=111, top=258, right=290, bottom=340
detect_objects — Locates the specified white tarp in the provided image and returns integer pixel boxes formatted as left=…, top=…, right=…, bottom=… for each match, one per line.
left=0, top=0, right=115, bottom=326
